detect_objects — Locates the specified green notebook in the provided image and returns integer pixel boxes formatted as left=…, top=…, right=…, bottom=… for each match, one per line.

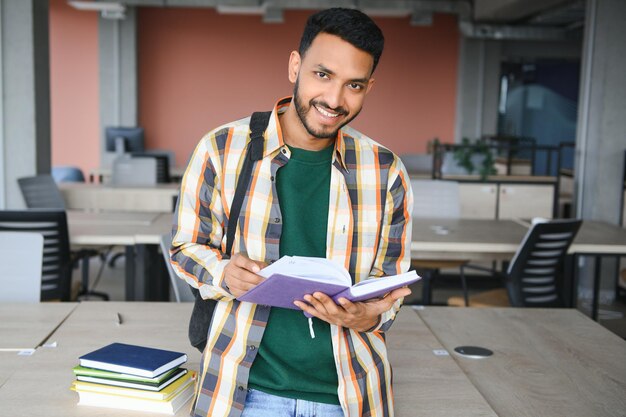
left=72, top=365, right=181, bottom=386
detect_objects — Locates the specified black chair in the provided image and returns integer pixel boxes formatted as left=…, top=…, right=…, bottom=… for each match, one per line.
left=17, top=175, right=109, bottom=300
left=449, top=219, right=582, bottom=307
left=17, top=175, right=66, bottom=209
left=0, top=210, right=73, bottom=301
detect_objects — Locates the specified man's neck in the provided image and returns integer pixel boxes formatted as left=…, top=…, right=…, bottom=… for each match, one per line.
left=279, top=104, right=335, bottom=151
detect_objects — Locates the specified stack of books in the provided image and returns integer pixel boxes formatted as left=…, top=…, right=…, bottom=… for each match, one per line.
left=71, top=342, right=196, bottom=415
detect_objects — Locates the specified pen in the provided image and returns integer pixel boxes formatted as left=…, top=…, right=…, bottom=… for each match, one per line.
left=116, top=312, right=123, bottom=326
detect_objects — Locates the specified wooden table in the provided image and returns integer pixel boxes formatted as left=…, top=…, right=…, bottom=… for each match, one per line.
left=0, top=302, right=200, bottom=417
left=388, top=307, right=497, bottom=416
left=0, top=303, right=495, bottom=417
left=59, top=182, right=179, bottom=213
left=0, top=303, right=78, bottom=351
left=2, top=303, right=624, bottom=416
left=411, top=218, right=626, bottom=318
left=89, top=166, right=186, bottom=184
left=416, top=307, right=626, bottom=417
left=0, top=303, right=78, bottom=387
left=411, top=218, right=527, bottom=261
left=412, top=218, right=626, bottom=259
left=67, top=211, right=174, bottom=300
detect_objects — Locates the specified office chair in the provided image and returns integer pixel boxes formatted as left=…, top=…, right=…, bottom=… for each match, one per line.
left=0, top=232, right=43, bottom=302
left=51, top=166, right=86, bottom=183
left=160, top=233, right=194, bottom=302
left=17, top=175, right=67, bottom=209
left=16, top=175, right=110, bottom=300
left=0, top=210, right=74, bottom=301
left=448, top=219, right=582, bottom=307
left=409, top=179, right=471, bottom=305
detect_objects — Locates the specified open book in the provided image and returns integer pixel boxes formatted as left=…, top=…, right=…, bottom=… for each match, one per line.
left=237, top=256, right=420, bottom=310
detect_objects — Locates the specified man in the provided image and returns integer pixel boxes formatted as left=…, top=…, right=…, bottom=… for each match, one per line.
left=171, top=8, right=413, bottom=417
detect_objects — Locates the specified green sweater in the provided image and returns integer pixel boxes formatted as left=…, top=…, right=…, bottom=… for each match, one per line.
left=248, top=143, right=339, bottom=405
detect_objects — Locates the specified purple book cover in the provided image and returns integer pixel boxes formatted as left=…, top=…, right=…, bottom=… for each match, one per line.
left=237, top=271, right=421, bottom=311
left=237, top=273, right=349, bottom=310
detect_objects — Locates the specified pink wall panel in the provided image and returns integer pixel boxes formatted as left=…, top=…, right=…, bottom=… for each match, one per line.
left=138, top=9, right=459, bottom=166
left=49, top=0, right=100, bottom=176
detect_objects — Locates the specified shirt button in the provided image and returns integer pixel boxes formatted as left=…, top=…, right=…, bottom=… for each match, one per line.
left=281, top=148, right=287, bottom=154
left=270, top=176, right=275, bottom=181
left=238, top=386, right=244, bottom=391
left=274, top=218, right=280, bottom=223
left=248, top=345, right=256, bottom=351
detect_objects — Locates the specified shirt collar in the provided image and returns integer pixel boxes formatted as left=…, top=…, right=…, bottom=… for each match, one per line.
left=265, top=96, right=349, bottom=171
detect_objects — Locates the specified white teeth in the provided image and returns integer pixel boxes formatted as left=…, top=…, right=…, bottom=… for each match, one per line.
left=315, top=105, right=339, bottom=118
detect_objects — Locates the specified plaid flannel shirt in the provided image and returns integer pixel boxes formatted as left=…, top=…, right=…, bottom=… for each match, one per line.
left=171, top=97, right=413, bottom=417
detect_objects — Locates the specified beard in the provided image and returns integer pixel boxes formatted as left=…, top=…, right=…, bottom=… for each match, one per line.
left=293, top=78, right=361, bottom=140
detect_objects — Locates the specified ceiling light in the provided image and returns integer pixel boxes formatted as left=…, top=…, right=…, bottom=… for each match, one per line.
left=68, top=1, right=126, bottom=19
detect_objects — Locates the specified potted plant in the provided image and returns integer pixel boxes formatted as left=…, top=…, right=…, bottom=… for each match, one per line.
left=452, top=138, right=497, bottom=180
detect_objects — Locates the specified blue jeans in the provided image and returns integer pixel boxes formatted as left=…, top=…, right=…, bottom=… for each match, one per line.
left=241, top=389, right=345, bottom=417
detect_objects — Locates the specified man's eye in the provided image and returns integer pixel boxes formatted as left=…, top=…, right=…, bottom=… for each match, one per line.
left=348, top=83, right=363, bottom=90
left=316, top=71, right=329, bottom=79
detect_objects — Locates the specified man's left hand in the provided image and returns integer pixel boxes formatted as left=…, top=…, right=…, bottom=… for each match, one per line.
left=293, top=287, right=411, bottom=332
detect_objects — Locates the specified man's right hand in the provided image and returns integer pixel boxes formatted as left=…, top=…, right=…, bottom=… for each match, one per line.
left=223, top=253, right=266, bottom=297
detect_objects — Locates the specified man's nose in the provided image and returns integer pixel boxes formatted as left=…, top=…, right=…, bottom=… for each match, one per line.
left=322, top=83, right=344, bottom=110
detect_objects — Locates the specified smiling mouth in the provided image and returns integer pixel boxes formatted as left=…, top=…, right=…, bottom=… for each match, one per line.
left=314, top=104, right=341, bottom=119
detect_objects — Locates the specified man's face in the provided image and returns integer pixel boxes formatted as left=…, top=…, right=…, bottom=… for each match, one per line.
left=289, top=33, right=375, bottom=140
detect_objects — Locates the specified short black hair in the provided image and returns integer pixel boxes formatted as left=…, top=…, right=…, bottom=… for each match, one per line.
left=298, top=8, right=385, bottom=74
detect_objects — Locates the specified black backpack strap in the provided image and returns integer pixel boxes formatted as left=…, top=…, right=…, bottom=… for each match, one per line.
left=225, top=111, right=272, bottom=256
left=188, top=111, right=271, bottom=353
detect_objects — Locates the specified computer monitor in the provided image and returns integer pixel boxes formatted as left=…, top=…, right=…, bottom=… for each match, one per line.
left=105, top=127, right=145, bottom=154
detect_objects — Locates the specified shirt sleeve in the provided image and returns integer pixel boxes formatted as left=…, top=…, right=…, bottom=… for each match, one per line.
left=169, top=133, right=235, bottom=301
left=367, top=157, right=413, bottom=333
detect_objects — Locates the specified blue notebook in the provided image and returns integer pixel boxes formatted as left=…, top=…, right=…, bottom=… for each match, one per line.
left=79, top=343, right=187, bottom=378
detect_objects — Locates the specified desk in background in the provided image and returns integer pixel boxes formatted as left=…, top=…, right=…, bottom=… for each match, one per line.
left=89, top=166, right=187, bottom=184
left=411, top=218, right=626, bottom=319
left=67, top=211, right=174, bottom=301
left=59, top=183, right=179, bottom=213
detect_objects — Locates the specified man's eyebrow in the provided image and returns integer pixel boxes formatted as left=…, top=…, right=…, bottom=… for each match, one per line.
left=315, top=64, right=370, bottom=84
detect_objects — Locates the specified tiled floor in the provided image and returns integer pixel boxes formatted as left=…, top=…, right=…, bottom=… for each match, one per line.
left=76, top=254, right=626, bottom=340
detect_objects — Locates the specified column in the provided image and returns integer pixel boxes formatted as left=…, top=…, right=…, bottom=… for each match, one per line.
left=575, top=0, right=626, bottom=304
left=98, top=6, right=137, bottom=169
left=0, top=0, right=50, bottom=209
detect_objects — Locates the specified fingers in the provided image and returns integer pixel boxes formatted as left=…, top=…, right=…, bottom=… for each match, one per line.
left=367, top=287, right=412, bottom=314
left=224, top=254, right=266, bottom=297
left=388, top=286, right=412, bottom=301
left=305, top=292, right=336, bottom=317
left=231, top=253, right=264, bottom=273
left=293, top=292, right=341, bottom=323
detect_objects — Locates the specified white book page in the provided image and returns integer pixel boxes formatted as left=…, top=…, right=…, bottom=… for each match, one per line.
left=349, top=271, right=419, bottom=297
left=259, top=256, right=351, bottom=285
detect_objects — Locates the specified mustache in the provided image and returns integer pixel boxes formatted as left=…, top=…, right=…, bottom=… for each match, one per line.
left=311, top=100, right=348, bottom=116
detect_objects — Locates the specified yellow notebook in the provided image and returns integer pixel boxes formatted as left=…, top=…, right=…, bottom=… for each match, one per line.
left=72, top=371, right=195, bottom=401
left=72, top=377, right=195, bottom=415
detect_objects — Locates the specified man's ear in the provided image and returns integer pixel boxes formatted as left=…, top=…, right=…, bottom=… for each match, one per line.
left=288, top=51, right=301, bottom=83
left=365, top=78, right=375, bottom=95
